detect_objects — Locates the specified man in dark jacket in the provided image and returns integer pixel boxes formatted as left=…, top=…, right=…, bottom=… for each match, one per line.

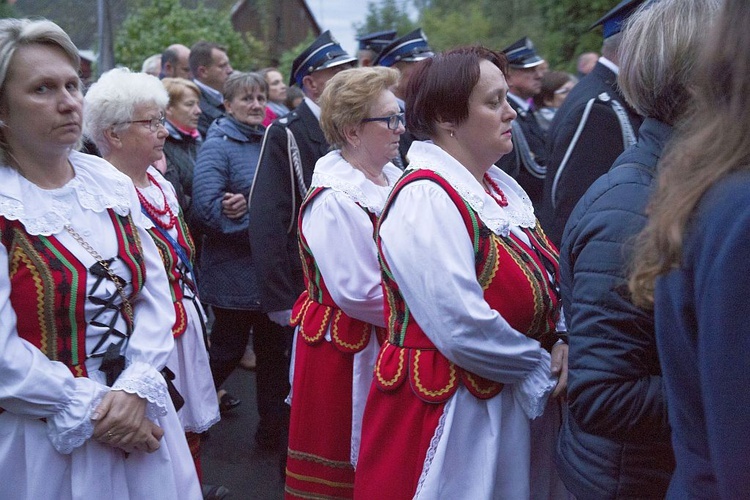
left=189, top=41, right=233, bottom=139
left=246, top=34, right=355, bottom=452
left=539, top=0, right=644, bottom=246
left=497, top=37, right=548, bottom=209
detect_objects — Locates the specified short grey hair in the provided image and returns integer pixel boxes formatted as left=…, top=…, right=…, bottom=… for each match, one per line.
left=83, top=67, right=168, bottom=156
left=223, top=71, right=267, bottom=103
left=0, top=18, right=80, bottom=164
left=618, top=0, right=721, bottom=125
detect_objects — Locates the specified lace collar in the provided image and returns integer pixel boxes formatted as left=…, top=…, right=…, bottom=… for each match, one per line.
left=405, top=141, right=535, bottom=236
left=311, top=150, right=401, bottom=216
left=0, top=150, right=138, bottom=236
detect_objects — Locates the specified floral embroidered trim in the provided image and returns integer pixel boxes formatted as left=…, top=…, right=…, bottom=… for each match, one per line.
left=313, top=171, right=388, bottom=216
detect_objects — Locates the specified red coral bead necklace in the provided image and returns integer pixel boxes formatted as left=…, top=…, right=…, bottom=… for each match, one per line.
left=483, top=173, right=509, bottom=207
left=136, top=172, right=177, bottom=229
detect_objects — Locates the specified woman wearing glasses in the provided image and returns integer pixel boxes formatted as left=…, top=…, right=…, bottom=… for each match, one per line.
left=354, top=46, right=568, bottom=499
left=285, top=66, right=403, bottom=499
left=0, top=20, right=199, bottom=498
left=83, top=67, right=220, bottom=485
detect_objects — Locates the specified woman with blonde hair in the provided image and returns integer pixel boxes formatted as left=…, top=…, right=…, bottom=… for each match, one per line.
left=630, top=0, right=750, bottom=497
left=285, top=66, right=403, bottom=499
left=161, top=77, right=202, bottom=225
left=0, top=19, right=200, bottom=498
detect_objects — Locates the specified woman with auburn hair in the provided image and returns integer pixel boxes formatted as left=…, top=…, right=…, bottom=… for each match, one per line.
left=354, top=46, right=568, bottom=499
left=0, top=19, right=199, bottom=498
left=556, top=0, right=720, bottom=497
left=284, top=66, right=403, bottom=499
left=630, top=0, right=750, bottom=497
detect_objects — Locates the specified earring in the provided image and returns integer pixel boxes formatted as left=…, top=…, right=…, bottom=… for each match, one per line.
left=0, top=119, right=5, bottom=128
left=450, top=130, right=455, bottom=138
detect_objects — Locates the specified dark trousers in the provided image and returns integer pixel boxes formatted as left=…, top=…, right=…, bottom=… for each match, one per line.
left=209, top=307, right=291, bottom=431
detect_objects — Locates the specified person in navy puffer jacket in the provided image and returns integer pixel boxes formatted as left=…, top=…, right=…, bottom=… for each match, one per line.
left=192, top=71, right=291, bottom=450
left=555, top=0, right=720, bottom=498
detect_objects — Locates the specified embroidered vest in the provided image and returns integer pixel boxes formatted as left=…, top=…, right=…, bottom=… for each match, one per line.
left=291, top=186, right=386, bottom=351
left=374, top=170, right=561, bottom=403
left=0, top=210, right=147, bottom=377
left=145, top=212, right=196, bottom=338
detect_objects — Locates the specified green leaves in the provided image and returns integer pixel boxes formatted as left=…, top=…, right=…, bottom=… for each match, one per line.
left=114, top=0, right=265, bottom=73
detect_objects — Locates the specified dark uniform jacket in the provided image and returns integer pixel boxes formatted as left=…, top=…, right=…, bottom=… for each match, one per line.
left=496, top=95, right=548, bottom=209
left=556, top=118, right=675, bottom=499
left=540, top=61, right=642, bottom=246
left=247, top=101, right=330, bottom=313
left=197, top=85, right=225, bottom=139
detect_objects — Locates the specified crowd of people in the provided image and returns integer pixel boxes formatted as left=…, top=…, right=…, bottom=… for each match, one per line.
left=1, top=0, right=748, bottom=498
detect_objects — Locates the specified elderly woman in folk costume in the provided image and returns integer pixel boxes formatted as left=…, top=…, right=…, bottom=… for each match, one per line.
left=83, top=67, right=219, bottom=485
left=284, top=66, right=403, bottom=498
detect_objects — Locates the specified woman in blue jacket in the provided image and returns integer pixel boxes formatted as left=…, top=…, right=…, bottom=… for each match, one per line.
left=630, top=0, right=750, bottom=497
left=192, top=72, right=289, bottom=448
left=556, top=0, right=720, bottom=498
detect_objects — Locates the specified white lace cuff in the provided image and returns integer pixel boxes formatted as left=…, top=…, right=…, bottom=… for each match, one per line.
left=46, top=377, right=110, bottom=454
left=513, top=349, right=555, bottom=420
left=112, top=361, right=169, bottom=421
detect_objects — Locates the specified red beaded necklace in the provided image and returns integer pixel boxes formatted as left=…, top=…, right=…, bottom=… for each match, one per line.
left=136, top=173, right=177, bottom=229
left=483, top=173, right=509, bottom=207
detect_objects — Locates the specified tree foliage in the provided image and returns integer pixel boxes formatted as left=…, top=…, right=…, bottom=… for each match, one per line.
left=277, top=34, right=316, bottom=86
left=114, top=0, right=265, bottom=73
left=536, top=0, right=613, bottom=69
left=373, top=0, right=616, bottom=71
left=353, top=0, right=416, bottom=38
left=0, top=0, right=18, bottom=19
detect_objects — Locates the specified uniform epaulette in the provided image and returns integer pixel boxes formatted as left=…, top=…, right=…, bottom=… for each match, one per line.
left=276, top=110, right=301, bottom=127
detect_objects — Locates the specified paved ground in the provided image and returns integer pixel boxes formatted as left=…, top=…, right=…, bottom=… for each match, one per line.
left=202, top=368, right=285, bottom=500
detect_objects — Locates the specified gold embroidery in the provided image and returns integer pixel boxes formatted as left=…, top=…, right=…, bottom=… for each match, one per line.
left=375, top=345, right=405, bottom=387
left=287, top=448, right=353, bottom=469
left=331, top=311, right=369, bottom=351
left=411, top=350, right=457, bottom=398
left=498, top=237, right=545, bottom=336
left=12, top=245, right=51, bottom=355
left=300, top=303, right=330, bottom=343
left=463, top=372, right=503, bottom=397
left=478, top=233, right=500, bottom=290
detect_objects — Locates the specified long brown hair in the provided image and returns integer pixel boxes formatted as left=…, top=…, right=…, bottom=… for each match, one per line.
left=629, top=0, right=750, bottom=307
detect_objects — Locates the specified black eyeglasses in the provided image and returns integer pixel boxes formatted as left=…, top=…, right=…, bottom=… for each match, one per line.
left=361, top=112, right=405, bottom=131
left=117, top=113, right=166, bottom=132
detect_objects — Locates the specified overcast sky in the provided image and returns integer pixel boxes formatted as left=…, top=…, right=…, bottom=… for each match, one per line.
left=307, top=1, right=418, bottom=57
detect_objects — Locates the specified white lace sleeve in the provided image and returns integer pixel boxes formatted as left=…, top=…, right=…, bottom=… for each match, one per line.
left=111, top=360, right=169, bottom=420
left=46, top=377, right=110, bottom=453
left=513, top=350, right=555, bottom=420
